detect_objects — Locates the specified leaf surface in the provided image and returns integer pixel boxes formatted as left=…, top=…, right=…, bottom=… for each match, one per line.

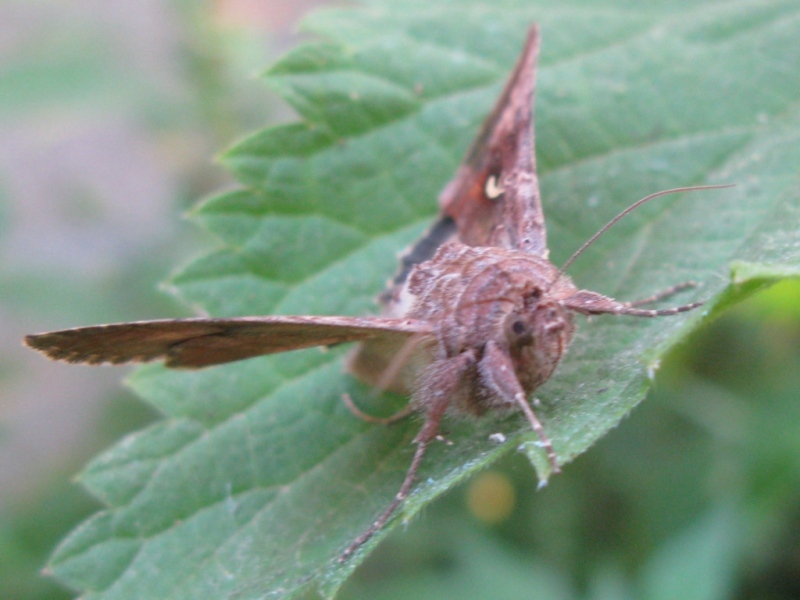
left=48, top=1, right=800, bottom=598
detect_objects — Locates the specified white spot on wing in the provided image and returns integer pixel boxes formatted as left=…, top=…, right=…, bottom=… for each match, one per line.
left=485, top=174, right=505, bottom=199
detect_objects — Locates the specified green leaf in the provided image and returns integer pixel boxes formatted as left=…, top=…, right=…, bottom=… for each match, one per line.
left=47, top=1, right=800, bottom=598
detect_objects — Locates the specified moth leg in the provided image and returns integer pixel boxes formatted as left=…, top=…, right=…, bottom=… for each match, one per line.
left=342, top=333, right=430, bottom=425
left=478, top=341, right=560, bottom=473
left=341, top=393, right=414, bottom=425
left=562, top=289, right=703, bottom=318
left=340, top=350, right=475, bottom=563
left=625, top=281, right=697, bottom=307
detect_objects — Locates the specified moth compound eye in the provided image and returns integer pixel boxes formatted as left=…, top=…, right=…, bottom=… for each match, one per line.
left=485, top=174, right=505, bottom=199
left=505, top=316, right=533, bottom=347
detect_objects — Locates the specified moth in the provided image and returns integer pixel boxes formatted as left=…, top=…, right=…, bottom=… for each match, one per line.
left=25, top=26, right=727, bottom=563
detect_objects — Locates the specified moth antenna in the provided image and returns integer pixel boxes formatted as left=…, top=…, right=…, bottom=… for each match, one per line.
left=548, top=184, right=735, bottom=290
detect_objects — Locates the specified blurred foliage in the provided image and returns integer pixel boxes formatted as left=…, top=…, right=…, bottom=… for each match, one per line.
left=0, top=1, right=292, bottom=599
left=0, top=390, right=158, bottom=600
left=1, top=0, right=799, bottom=599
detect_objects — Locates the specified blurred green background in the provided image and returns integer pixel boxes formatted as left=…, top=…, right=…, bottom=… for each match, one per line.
left=1, top=1, right=798, bottom=599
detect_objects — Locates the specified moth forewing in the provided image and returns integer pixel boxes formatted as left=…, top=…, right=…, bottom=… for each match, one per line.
left=24, top=316, right=432, bottom=368
left=437, top=26, right=547, bottom=256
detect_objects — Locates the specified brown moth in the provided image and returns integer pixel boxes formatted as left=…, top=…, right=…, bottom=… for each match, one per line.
left=25, top=26, right=726, bottom=563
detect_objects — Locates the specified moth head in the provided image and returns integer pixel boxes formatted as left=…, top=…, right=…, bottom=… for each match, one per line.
left=502, top=293, right=575, bottom=392
left=503, top=287, right=571, bottom=346
left=504, top=313, right=534, bottom=348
